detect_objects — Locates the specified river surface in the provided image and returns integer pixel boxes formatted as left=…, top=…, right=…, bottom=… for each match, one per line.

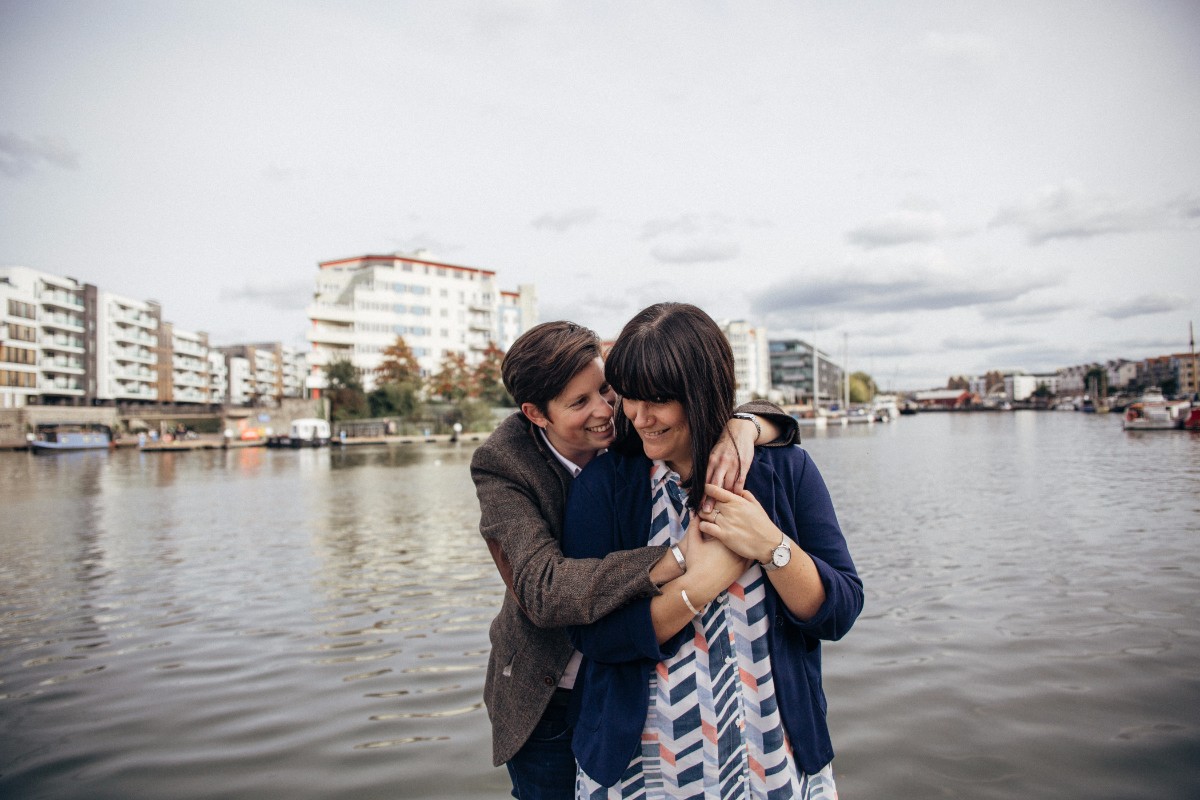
left=1, top=411, right=1198, bottom=799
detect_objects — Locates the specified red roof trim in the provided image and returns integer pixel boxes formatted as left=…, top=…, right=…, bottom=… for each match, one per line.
left=318, top=254, right=496, bottom=277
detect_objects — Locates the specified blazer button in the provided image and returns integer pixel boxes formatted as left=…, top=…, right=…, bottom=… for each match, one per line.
left=543, top=676, right=555, bottom=686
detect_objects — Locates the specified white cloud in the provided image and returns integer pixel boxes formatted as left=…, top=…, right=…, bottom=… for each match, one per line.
left=847, top=209, right=949, bottom=248
left=649, top=241, right=740, bottom=264
left=1098, top=293, right=1191, bottom=320
left=0, top=131, right=80, bottom=177
left=991, top=181, right=1194, bottom=245
left=531, top=208, right=599, bottom=232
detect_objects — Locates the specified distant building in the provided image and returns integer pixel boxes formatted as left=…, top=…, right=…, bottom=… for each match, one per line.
left=1004, top=372, right=1058, bottom=402
left=914, top=389, right=974, bottom=409
left=305, top=253, right=536, bottom=394
left=498, top=285, right=538, bottom=351
left=769, top=339, right=843, bottom=405
left=720, top=320, right=771, bottom=405
left=215, top=343, right=307, bottom=406
left=88, top=289, right=161, bottom=404
left=155, top=323, right=212, bottom=405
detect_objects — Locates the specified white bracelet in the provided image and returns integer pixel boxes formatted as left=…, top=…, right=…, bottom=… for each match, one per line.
left=670, top=544, right=687, bottom=574
left=680, top=589, right=703, bottom=616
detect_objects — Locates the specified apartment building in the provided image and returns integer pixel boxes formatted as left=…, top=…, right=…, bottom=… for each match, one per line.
left=498, top=286, right=538, bottom=351
left=306, top=253, right=536, bottom=393
left=1, top=267, right=89, bottom=408
left=207, top=351, right=229, bottom=404
left=88, top=288, right=161, bottom=403
left=152, top=322, right=213, bottom=405
left=768, top=339, right=844, bottom=405
left=216, top=343, right=307, bottom=406
left=720, top=320, right=771, bottom=405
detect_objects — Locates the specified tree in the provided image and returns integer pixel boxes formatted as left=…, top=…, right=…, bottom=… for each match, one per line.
left=368, top=382, right=422, bottom=419
left=428, top=351, right=470, bottom=402
left=472, top=341, right=512, bottom=405
left=325, top=358, right=367, bottom=421
left=372, top=335, right=425, bottom=421
left=377, top=335, right=421, bottom=386
left=849, top=371, right=877, bottom=403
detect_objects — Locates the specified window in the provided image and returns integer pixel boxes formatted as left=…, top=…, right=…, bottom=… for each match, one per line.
left=1, top=345, right=36, bottom=365
left=7, top=299, right=36, bottom=319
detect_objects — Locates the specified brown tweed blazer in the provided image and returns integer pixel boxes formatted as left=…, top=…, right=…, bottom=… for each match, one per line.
left=470, top=403, right=798, bottom=767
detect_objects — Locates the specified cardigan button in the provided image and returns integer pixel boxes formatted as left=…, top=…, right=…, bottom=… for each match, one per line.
left=543, top=676, right=555, bottom=686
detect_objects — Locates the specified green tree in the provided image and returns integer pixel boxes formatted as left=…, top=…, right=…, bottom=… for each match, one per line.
left=325, top=358, right=367, bottom=421
left=428, top=351, right=470, bottom=402
left=473, top=341, right=512, bottom=405
left=368, top=383, right=422, bottom=418
left=848, top=371, right=877, bottom=403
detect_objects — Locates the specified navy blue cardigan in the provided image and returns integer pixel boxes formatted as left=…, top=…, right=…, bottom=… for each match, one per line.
left=563, top=445, right=863, bottom=787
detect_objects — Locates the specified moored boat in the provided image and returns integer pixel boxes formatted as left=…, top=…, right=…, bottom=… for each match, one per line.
left=266, top=418, right=332, bottom=448
left=29, top=425, right=113, bottom=452
left=1122, top=388, right=1192, bottom=430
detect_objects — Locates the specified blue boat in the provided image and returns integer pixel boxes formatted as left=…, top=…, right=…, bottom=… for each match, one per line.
left=29, top=425, right=113, bottom=453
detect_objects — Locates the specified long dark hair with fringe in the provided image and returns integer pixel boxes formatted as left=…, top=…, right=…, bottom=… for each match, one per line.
left=606, top=302, right=737, bottom=509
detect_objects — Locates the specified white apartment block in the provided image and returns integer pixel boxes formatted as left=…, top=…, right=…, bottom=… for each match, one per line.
left=164, top=326, right=211, bottom=405
left=215, top=343, right=307, bottom=406
left=499, top=285, right=538, bottom=351
left=227, top=356, right=252, bottom=405
left=91, top=289, right=160, bottom=403
left=207, top=351, right=229, bottom=404
left=720, top=319, right=771, bottom=405
left=306, top=253, right=536, bottom=393
left=1, top=266, right=88, bottom=408
left=1004, top=372, right=1059, bottom=402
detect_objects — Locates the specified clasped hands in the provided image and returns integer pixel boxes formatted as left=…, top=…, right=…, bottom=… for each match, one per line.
left=673, top=483, right=784, bottom=603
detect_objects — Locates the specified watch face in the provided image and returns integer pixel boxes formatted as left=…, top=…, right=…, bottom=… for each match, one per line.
left=772, top=545, right=790, bottom=567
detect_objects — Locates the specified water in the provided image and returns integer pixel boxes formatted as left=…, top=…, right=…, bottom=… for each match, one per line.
left=1, top=413, right=1197, bottom=799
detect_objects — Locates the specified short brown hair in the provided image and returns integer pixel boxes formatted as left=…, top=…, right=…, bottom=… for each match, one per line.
left=502, top=321, right=602, bottom=414
left=606, top=302, right=736, bottom=509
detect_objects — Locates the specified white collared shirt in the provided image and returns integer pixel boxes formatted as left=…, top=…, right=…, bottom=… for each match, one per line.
left=536, top=426, right=603, bottom=688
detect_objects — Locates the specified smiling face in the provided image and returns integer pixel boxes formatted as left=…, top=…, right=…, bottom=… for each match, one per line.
left=521, top=357, right=615, bottom=468
left=621, top=397, right=692, bottom=479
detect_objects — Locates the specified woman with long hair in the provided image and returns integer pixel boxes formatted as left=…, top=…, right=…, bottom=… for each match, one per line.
left=563, top=302, right=863, bottom=799
left=471, top=319, right=800, bottom=799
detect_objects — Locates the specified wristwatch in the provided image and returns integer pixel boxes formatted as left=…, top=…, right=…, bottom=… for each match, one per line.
left=731, top=412, right=762, bottom=443
left=761, top=534, right=791, bottom=572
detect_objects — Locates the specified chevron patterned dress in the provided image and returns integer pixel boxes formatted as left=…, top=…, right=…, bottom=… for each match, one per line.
left=576, top=463, right=837, bottom=800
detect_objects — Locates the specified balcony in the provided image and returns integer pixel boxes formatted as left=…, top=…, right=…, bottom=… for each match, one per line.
left=39, top=291, right=84, bottom=311
left=41, top=357, right=84, bottom=374
left=41, top=313, right=85, bottom=332
left=43, top=336, right=85, bottom=353
left=41, top=377, right=84, bottom=394
left=306, top=303, right=355, bottom=323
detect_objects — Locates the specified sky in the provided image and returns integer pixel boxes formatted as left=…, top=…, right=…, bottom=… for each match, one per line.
left=2, top=1, right=1198, bottom=390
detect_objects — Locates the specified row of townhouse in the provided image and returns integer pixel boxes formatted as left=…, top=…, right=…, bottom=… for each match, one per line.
left=958, top=352, right=1198, bottom=404
left=305, top=252, right=537, bottom=394
left=0, top=266, right=305, bottom=409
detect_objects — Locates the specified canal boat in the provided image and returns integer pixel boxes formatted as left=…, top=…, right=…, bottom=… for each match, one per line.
left=266, top=418, right=332, bottom=448
left=29, top=424, right=113, bottom=452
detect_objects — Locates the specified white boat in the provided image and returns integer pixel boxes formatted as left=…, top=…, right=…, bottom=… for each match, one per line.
left=1122, top=388, right=1191, bottom=430
left=872, top=396, right=900, bottom=422
left=267, top=418, right=332, bottom=448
